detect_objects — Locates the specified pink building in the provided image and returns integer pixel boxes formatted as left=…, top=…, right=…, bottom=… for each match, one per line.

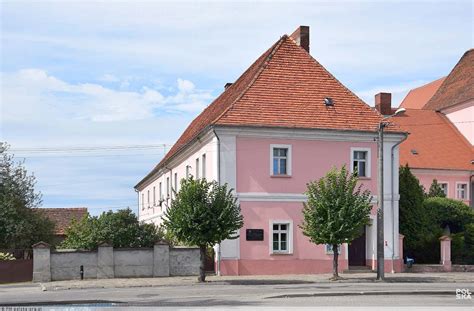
left=135, top=26, right=407, bottom=275
left=387, top=49, right=473, bottom=206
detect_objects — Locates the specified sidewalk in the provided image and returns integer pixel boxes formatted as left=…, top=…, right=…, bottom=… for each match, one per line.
left=4, top=272, right=471, bottom=292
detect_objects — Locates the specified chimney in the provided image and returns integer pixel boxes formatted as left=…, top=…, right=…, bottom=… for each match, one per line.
left=224, top=82, right=233, bottom=90
left=375, top=92, right=392, bottom=115
left=290, top=26, right=310, bottom=53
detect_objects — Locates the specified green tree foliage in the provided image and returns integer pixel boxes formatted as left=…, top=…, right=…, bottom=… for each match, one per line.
left=60, top=208, right=164, bottom=249
left=451, top=224, right=474, bottom=265
left=426, top=179, right=446, bottom=198
left=300, top=166, right=372, bottom=279
left=163, top=178, right=244, bottom=282
left=423, top=197, right=474, bottom=233
left=398, top=165, right=440, bottom=263
left=0, top=143, right=54, bottom=248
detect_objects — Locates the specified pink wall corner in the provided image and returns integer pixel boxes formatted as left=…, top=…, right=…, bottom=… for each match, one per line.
left=236, top=137, right=377, bottom=195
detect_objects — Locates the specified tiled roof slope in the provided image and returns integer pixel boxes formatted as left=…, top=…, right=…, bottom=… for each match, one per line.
left=136, top=32, right=399, bottom=188
left=392, top=109, right=473, bottom=171
left=39, top=207, right=88, bottom=235
left=399, top=77, right=446, bottom=109
left=423, top=49, right=474, bottom=111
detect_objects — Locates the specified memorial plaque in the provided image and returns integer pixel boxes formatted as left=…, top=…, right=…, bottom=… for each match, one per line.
left=246, top=229, right=264, bottom=241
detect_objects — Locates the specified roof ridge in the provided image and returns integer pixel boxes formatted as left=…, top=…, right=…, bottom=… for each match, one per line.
left=211, top=35, right=287, bottom=125
left=304, top=47, right=383, bottom=125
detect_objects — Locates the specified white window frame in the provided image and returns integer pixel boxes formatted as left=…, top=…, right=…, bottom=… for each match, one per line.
left=269, top=220, right=293, bottom=255
left=147, top=190, right=150, bottom=208
left=174, top=173, right=178, bottom=193
left=350, top=147, right=371, bottom=178
left=159, top=182, right=162, bottom=200
left=141, top=193, right=145, bottom=210
left=166, top=177, right=170, bottom=198
left=195, top=158, right=200, bottom=179
left=270, top=144, right=292, bottom=176
left=456, top=182, right=468, bottom=200
left=153, top=186, right=156, bottom=206
left=202, top=154, right=206, bottom=179
left=186, top=165, right=191, bottom=178
left=325, top=244, right=342, bottom=254
left=439, top=181, right=448, bottom=197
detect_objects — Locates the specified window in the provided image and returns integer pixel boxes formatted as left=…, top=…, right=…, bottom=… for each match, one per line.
left=195, top=158, right=200, bottom=179
left=141, top=193, right=145, bottom=210
left=153, top=186, right=156, bottom=206
left=351, top=148, right=371, bottom=178
left=270, top=145, right=292, bottom=176
left=270, top=221, right=293, bottom=254
left=439, top=182, right=448, bottom=196
left=166, top=177, right=170, bottom=198
left=147, top=190, right=150, bottom=208
left=186, top=165, right=190, bottom=178
left=159, top=182, right=162, bottom=200
left=202, top=154, right=206, bottom=179
left=456, top=183, right=468, bottom=200
left=325, top=244, right=342, bottom=254
left=174, top=173, right=178, bottom=192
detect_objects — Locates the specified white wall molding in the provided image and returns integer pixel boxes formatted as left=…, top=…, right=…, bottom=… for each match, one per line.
left=237, top=192, right=399, bottom=203
left=215, top=126, right=406, bottom=143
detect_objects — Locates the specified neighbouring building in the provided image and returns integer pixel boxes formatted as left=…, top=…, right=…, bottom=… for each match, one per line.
left=41, top=207, right=88, bottom=244
left=135, top=26, right=407, bottom=275
left=383, top=49, right=473, bottom=206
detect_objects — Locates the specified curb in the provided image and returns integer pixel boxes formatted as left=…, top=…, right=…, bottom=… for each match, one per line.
left=266, top=290, right=455, bottom=299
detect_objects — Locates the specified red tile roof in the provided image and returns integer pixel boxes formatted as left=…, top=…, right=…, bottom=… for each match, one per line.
left=399, top=77, right=446, bottom=109
left=136, top=29, right=401, bottom=188
left=423, top=49, right=474, bottom=111
left=392, top=109, right=473, bottom=171
left=39, top=208, right=88, bottom=235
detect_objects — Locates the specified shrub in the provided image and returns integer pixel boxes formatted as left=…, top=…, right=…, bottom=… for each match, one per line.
left=0, top=252, right=15, bottom=261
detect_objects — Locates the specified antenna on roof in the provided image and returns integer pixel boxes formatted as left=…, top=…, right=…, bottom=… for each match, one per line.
left=324, top=97, right=334, bottom=106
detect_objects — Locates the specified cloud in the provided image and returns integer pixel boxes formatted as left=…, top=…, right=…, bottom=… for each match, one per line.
left=99, top=74, right=120, bottom=83
left=1, top=69, right=214, bottom=122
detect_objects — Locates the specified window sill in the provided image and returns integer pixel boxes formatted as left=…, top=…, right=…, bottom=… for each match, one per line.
left=356, top=177, right=371, bottom=180
left=270, top=175, right=292, bottom=178
left=270, top=252, right=293, bottom=256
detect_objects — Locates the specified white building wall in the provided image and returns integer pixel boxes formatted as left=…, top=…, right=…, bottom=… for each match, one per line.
left=137, top=131, right=218, bottom=226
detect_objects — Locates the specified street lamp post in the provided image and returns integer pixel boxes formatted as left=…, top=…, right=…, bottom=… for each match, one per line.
left=376, top=108, right=406, bottom=281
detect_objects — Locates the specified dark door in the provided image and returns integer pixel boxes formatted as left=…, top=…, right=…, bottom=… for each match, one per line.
left=349, top=226, right=366, bottom=266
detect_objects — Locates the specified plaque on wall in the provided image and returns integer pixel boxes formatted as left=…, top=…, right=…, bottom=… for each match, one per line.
left=246, top=229, right=264, bottom=241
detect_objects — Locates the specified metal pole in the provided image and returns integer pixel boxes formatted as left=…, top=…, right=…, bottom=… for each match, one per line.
left=377, top=123, right=385, bottom=280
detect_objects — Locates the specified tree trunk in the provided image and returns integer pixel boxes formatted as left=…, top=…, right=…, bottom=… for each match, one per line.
left=198, top=245, right=206, bottom=282
left=332, top=244, right=339, bottom=278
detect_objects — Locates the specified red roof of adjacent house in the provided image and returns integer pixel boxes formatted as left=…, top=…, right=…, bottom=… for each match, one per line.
left=392, top=109, right=473, bottom=171
left=136, top=28, right=401, bottom=188
left=399, top=77, right=446, bottom=109
left=39, top=208, right=88, bottom=235
left=423, top=49, right=474, bottom=111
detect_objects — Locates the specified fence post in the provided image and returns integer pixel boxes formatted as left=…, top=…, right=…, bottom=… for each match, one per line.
left=97, top=242, right=114, bottom=279
left=32, top=242, right=51, bottom=282
left=153, top=242, right=170, bottom=277
left=439, top=235, right=452, bottom=272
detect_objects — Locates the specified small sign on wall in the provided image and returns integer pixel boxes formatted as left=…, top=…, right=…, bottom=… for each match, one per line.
left=246, top=229, right=264, bottom=241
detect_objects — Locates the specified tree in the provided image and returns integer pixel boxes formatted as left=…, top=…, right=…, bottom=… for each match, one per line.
left=60, top=208, right=164, bottom=249
left=163, top=178, right=244, bottom=282
left=300, top=166, right=372, bottom=279
left=423, top=197, right=474, bottom=233
left=426, top=179, right=446, bottom=198
left=398, top=165, right=440, bottom=263
left=0, top=143, right=54, bottom=248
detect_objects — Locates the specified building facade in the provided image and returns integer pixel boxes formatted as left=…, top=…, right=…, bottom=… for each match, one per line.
left=135, top=26, right=406, bottom=275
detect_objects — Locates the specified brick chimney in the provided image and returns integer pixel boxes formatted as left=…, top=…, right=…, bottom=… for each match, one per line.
left=290, top=26, right=310, bottom=53
left=375, top=92, right=392, bottom=115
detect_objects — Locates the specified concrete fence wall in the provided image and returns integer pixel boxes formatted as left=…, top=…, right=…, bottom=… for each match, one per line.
left=32, top=242, right=200, bottom=282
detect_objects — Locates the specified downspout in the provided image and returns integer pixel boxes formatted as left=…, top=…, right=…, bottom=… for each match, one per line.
left=391, top=133, right=408, bottom=273
left=213, top=128, right=222, bottom=276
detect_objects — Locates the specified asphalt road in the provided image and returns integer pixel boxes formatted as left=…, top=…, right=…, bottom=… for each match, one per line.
left=0, top=281, right=473, bottom=308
